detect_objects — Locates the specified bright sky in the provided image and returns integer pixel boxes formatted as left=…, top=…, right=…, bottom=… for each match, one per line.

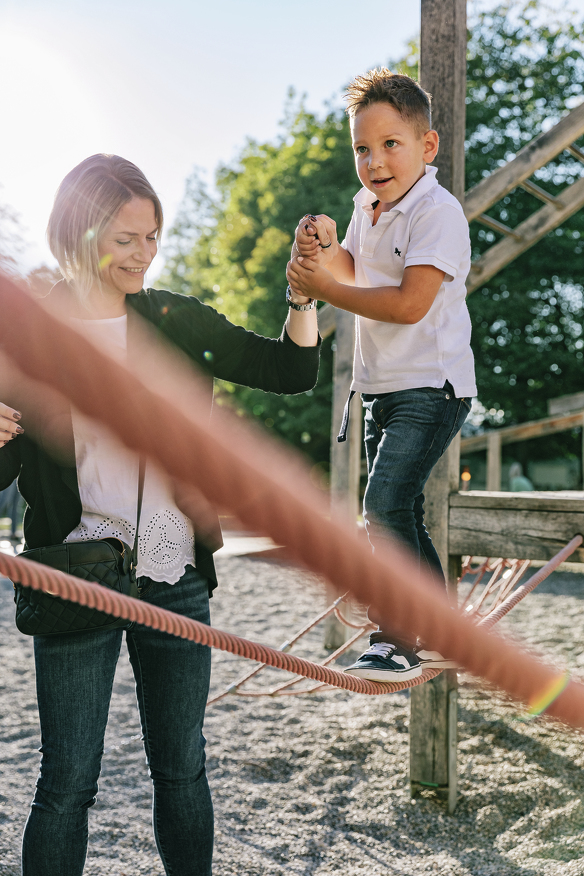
left=0, top=0, right=582, bottom=278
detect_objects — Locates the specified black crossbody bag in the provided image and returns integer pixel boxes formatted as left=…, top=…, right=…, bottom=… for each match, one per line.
left=13, top=460, right=145, bottom=636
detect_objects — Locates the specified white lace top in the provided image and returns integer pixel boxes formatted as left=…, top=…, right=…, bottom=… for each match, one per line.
left=64, top=315, right=195, bottom=584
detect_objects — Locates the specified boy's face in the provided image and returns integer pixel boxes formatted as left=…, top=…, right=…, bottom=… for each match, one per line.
left=350, top=102, right=439, bottom=208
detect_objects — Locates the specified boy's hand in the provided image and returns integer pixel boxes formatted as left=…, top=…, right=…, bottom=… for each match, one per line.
left=293, top=214, right=339, bottom=266
left=286, top=256, right=336, bottom=302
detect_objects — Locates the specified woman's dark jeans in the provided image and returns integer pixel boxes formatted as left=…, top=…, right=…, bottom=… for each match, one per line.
left=22, top=565, right=213, bottom=876
left=362, top=384, right=471, bottom=630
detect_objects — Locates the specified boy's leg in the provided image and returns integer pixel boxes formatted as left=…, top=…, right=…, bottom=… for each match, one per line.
left=345, top=384, right=470, bottom=681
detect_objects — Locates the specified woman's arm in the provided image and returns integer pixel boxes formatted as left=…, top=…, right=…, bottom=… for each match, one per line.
left=201, top=301, right=321, bottom=396
left=285, top=297, right=319, bottom=348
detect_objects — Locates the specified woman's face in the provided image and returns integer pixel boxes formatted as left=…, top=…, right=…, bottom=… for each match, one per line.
left=97, top=197, right=158, bottom=298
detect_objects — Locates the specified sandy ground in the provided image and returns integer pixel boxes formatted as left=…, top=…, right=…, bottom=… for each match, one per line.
left=2, top=554, right=584, bottom=875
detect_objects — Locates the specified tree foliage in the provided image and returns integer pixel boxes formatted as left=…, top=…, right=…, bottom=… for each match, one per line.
left=464, top=1, right=584, bottom=426
left=161, top=1, right=584, bottom=465
left=0, top=190, right=26, bottom=277
left=161, top=95, right=357, bottom=465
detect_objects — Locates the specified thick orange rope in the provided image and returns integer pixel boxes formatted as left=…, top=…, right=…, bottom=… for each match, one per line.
left=0, top=274, right=583, bottom=725
left=478, top=537, right=583, bottom=631
left=0, top=551, right=441, bottom=695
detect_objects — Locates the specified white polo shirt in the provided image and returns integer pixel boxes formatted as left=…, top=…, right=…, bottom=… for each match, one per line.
left=342, top=165, right=477, bottom=397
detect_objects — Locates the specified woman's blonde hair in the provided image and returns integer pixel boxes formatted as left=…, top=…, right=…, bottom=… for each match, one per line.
left=47, top=154, right=163, bottom=299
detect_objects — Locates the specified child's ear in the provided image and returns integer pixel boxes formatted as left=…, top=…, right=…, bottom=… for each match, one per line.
left=424, top=130, right=440, bottom=162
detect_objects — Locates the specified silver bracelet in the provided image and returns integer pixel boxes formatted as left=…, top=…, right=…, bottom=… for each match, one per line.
left=286, top=286, right=316, bottom=311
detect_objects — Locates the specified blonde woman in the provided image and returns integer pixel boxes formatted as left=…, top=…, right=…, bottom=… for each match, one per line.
left=0, top=154, right=320, bottom=875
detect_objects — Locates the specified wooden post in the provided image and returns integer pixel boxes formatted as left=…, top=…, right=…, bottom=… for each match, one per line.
left=325, top=308, right=362, bottom=649
left=486, top=431, right=502, bottom=491
left=410, top=0, right=466, bottom=813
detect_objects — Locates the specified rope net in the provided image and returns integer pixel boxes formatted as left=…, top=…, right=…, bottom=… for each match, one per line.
left=0, top=273, right=583, bottom=724
left=206, top=549, right=575, bottom=703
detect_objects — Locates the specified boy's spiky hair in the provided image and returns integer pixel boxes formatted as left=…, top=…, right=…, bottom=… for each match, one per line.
left=345, top=68, right=432, bottom=137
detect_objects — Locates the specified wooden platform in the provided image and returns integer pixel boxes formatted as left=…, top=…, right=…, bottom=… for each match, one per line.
left=449, top=491, right=584, bottom=562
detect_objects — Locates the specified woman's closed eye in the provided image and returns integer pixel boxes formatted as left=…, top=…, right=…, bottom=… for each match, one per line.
left=116, top=236, right=157, bottom=245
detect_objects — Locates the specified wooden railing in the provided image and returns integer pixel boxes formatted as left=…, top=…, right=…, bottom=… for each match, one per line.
left=460, top=410, right=584, bottom=492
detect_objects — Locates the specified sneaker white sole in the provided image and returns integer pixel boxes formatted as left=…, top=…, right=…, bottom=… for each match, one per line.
left=344, top=665, right=422, bottom=682
left=416, top=650, right=458, bottom=670
left=418, top=659, right=458, bottom=669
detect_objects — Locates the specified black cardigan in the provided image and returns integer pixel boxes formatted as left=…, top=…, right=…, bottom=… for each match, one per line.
left=0, top=287, right=321, bottom=591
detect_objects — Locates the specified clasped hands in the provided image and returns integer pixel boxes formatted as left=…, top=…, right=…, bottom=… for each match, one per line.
left=286, top=213, right=339, bottom=303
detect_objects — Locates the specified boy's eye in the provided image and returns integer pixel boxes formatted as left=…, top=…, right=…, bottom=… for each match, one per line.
left=356, top=146, right=368, bottom=154
left=385, top=140, right=397, bottom=148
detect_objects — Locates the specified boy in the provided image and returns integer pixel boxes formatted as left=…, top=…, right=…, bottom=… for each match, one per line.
left=286, top=68, right=476, bottom=681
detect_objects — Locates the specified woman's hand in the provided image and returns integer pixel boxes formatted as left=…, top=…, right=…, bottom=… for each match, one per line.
left=286, top=256, right=337, bottom=303
left=293, top=214, right=339, bottom=266
left=0, top=403, right=23, bottom=447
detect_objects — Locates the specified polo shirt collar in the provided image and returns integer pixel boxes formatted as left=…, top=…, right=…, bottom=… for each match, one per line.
left=353, top=165, right=439, bottom=216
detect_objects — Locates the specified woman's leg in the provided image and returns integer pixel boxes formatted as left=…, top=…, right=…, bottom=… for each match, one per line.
left=126, top=565, right=213, bottom=876
left=22, top=628, right=123, bottom=876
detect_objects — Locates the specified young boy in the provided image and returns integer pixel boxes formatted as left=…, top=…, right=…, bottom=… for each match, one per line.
left=286, top=68, right=476, bottom=681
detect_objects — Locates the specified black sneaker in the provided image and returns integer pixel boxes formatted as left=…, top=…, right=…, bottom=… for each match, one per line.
left=344, top=642, right=422, bottom=681
left=415, top=647, right=457, bottom=670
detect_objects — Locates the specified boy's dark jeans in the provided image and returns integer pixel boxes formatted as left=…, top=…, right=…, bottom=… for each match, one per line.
left=361, top=383, right=471, bottom=637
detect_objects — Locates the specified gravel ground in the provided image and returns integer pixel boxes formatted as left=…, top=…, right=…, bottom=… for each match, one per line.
left=1, top=555, right=584, bottom=875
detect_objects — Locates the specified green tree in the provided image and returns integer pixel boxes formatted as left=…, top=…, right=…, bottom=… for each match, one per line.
left=464, top=1, right=584, bottom=426
left=160, top=95, right=358, bottom=468
left=0, top=189, right=26, bottom=277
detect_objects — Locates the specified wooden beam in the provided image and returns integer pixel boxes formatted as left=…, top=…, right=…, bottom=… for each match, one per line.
left=325, top=308, right=361, bottom=649
left=548, top=392, right=584, bottom=416
left=464, top=101, right=584, bottom=222
left=486, top=431, right=502, bottom=491
left=420, top=0, right=466, bottom=198
left=410, top=0, right=466, bottom=810
left=475, top=213, right=522, bottom=239
left=449, top=491, right=584, bottom=562
left=567, top=143, right=584, bottom=165
left=467, top=174, right=584, bottom=293
left=520, top=179, right=563, bottom=209
left=460, top=410, right=584, bottom=453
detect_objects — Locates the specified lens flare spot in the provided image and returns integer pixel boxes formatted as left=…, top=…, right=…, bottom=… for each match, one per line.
left=84, top=228, right=96, bottom=241
left=98, top=253, right=112, bottom=270
left=203, top=350, right=213, bottom=362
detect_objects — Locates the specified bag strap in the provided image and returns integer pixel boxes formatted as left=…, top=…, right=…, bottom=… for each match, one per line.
left=133, top=457, right=146, bottom=567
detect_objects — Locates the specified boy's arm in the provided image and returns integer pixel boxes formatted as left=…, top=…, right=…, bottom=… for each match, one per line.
left=286, top=259, right=445, bottom=325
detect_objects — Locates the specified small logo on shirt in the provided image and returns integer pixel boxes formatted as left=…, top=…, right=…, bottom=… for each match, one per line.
left=394, top=247, right=402, bottom=257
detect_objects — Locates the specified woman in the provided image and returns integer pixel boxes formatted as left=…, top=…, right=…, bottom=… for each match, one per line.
left=0, top=154, right=320, bottom=875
